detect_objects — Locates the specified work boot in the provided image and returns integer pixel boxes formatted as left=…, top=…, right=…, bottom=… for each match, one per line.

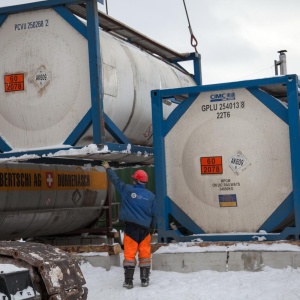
left=140, top=267, right=150, bottom=287
left=123, top=266, right=135, bottom=289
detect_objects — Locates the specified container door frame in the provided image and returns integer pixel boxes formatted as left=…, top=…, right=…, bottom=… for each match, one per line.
left=151, top=74, right=300, bottom=243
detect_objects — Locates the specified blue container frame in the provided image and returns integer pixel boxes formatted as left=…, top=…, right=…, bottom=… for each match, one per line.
left=0, top=0, right=184, bottom=160
left=151, top=74, right=300, bottom=243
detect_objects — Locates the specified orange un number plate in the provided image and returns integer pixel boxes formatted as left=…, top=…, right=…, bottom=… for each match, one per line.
left=4, top=74, right=24, bottom=92
left=200, top=156, right=223, bottom=174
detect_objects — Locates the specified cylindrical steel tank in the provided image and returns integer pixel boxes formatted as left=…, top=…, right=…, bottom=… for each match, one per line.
left=0, top=8, right=195, bottom=149
left=165, top=88, right=292, bottom=233
left=0, top=163, right=107, bottom=240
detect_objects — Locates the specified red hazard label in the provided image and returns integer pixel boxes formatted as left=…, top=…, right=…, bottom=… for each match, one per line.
left=200, top=156, right=223, bottom=174
left=4, top=74, right=24, bottom=92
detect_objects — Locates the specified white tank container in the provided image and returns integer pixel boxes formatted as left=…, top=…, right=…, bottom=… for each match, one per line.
left=165, top=88, right=292, bottom=233
left=0, top=8, right=195, bottom=149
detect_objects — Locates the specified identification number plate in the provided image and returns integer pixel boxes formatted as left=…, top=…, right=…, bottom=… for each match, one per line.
left=4, top=74, right=24, bottom=92
left=200, top=156, right=223, bottom=174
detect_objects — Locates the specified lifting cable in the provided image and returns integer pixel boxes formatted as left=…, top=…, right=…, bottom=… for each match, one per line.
left=182, top=0, right=198, bottom=53
left=105, top=0, right=109, bottom=14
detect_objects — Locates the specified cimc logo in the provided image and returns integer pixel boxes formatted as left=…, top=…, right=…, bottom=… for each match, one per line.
left=210, top=92, right=236, bottom=102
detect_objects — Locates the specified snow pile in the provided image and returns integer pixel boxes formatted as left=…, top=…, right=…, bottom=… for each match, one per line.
left=45, top=144, right=109, bottom=157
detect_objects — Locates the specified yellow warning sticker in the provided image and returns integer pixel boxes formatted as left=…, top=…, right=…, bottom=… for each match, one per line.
left=0, top=169, right=107, bottom=191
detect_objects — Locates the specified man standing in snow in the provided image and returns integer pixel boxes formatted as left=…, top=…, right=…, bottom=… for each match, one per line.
left=102, top=161, right=157, bottom=289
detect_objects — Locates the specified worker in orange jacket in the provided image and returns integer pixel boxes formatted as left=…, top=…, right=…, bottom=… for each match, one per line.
left=102, top=161, right=157, bottom=289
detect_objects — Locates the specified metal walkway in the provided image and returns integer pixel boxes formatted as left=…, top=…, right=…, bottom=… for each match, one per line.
left=67, top=3, right=190, bottom=62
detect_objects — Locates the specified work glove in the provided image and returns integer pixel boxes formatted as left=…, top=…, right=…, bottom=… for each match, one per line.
left=101, top=161, right=110, bottom=170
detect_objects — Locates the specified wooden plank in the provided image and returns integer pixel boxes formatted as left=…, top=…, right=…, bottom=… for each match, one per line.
left=59, top=243, right=122, bottom=255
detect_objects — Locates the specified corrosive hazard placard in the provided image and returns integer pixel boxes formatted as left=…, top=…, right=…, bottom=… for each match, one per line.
left=200, top=156, right=223, bottom=174
left=4, top=74, right=24, bottom=92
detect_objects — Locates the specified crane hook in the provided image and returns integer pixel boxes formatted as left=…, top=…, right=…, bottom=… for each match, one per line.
left=183, top=0, right=198, bottom=53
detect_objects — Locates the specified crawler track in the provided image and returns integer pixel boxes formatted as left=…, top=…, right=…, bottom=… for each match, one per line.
left=0, top=241, right=87, bottom=299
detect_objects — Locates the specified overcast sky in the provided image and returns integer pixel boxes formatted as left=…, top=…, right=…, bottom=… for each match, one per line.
left=1, top=0, right=299, bottom=84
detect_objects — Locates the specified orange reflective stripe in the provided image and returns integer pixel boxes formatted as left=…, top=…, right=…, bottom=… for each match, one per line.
left=139, top=257, right=151, bottom=268
left=123, top=259, right=136, bottom=267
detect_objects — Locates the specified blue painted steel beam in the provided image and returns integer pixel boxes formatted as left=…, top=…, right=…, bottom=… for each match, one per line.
left=159, top=224, right=300, bottom=243
left=0, top=14, right=7, bottom=26
left=156, top=231, right=289, bottom=243
left=156, top=75, right=293, bottom=100
left=64, top=109, right=92, bottom=146
left=0, top=138, right=12, bottom=153
left=259, top=193, right=294, bottom=232
left=163, top=93, right=199, bottom=137
left=0, top=14, right=10, bottom=151
left=287, top=75, right=300, bottom=238
left=53, top=6, right=87, bottom=38
left=0, top=0, right=87, bottom=15
left=86, top=0, right=105, bottom=145
left=151, top=89, right=169, bottom=240
left=170, top=52, right=202, bottom=85
left=106, top=143, right=153, bottom=155
left=0, top=13, right=11, bottom=158
left=167, top=196, right=205, bottom=234
left=104, top=114, right=130, bottom=144
left=54, top=2, right=103, bottom=147
left=247, top=87, right=288, bottom=124
left=193, top=52, right=202, bottom=85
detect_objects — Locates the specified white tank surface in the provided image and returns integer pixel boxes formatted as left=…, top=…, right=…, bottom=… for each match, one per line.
left=0, top=8, right=195, bottom=150
left=165, top=88, right=292, bottom=233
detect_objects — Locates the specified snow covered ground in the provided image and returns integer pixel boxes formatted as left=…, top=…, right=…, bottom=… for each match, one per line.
left=81, top=242, right=300, bottom=300
left=1, top=242, right=300, bottom=299
left=81, top=263, right=300, bottom=300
